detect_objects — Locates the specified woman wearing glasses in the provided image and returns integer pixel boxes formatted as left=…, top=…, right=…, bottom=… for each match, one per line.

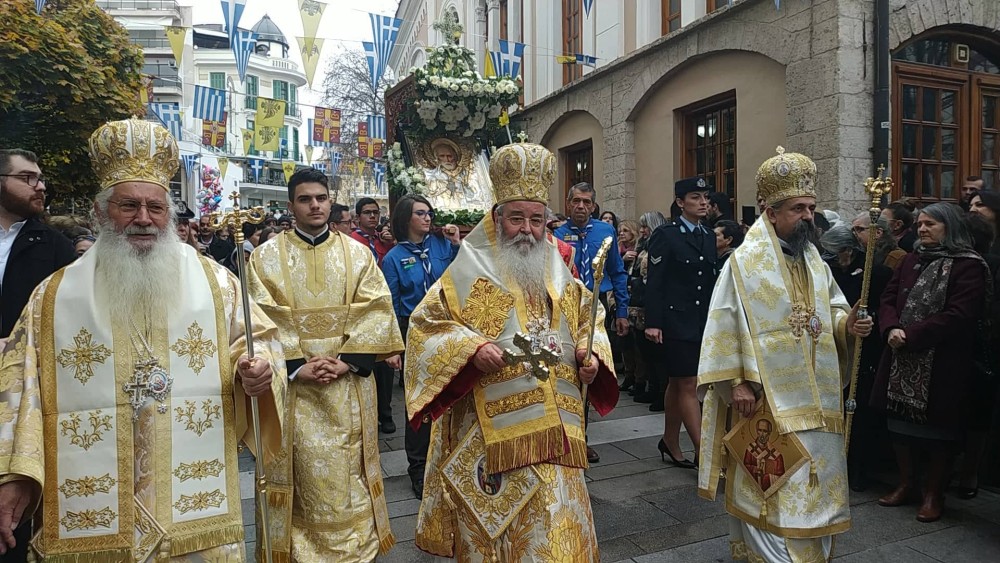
left=381, top=194, right=461, bottom=500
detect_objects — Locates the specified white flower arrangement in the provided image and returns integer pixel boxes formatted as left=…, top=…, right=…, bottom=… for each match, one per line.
left=386, top=142, right=427, bottom=197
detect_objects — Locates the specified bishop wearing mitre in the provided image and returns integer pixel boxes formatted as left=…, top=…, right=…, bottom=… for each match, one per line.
left=0, top=118, right=284, bottom=561
left=405, top=143, right=619, bottom=562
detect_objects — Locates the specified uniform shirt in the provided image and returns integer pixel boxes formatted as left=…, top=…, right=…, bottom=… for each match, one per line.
left=349, top=228, right=393, bottom=266
left=554, top=218, right=629, bottom=318
left=382, top=234, right=459, bottom=318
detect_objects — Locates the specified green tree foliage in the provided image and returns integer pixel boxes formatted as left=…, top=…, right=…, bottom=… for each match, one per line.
left=0, top=0, right=144, bottom=201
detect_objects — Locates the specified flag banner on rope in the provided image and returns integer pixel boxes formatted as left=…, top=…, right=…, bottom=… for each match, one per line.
left=583, top=0, right=594, bottom=18
left=36, top=1, right=46, bottom=15
left=313, top=107, right=342, bottom=144
left=220, top=0, right=246, bottom=41
left=139, top=75, right=155, bottom=105
left=231, top=29, right=257, bottom=84
left=218, top=157, right=229, bottom=179
left=247, top=157, right=265, bottom=183
left=282, top=161, right=296, bottom=184
left=313, top=162, right=328, bottom=174
left=485, top=50, right=498, bottom=78
left=369, top=13, right=402, bottom=89
left=181, top=154, right=200, bottom=179
left=307, top=119, right=333, bottom=148
left=201, top=113, right=228, bottom=148
left=362, top=41, right=379, bottom=92
left=299, top=0, right=327, bottom=52
left=557, top=53, right=598, bottom=67
left=150, top=102, right=182, bottom=141
left=304, top=145, right=314, bottom=164
left=372, top=162, right=386, bottom=190
left=193, top=85, right=226, bottom=122
left=254, top=97, right=286, bottom=152
left=492, top=40, right=525, bottom=78
left=366, top=115, right=386, bottom=143
left=357, top=122, right=383, bottom=158
left=241, top=128, right=254, bottom=156
left=331, top=152, right=343, bottom=177
left=165, top=26, right=187, bottom=67
left=297, top=36, right=324, bottom=89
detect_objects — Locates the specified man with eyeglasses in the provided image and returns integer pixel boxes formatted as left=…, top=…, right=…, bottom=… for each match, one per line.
left=349, top=197, right=394, bottom=266
left=851, top=212, right=906, bottom=269
left=0, top=149, right=74, bottom=561
left=197, top=212, right=235, bottom=264
left=0, top=120, right=283, bottom=561
left=328, top=203, right=352, bottom=235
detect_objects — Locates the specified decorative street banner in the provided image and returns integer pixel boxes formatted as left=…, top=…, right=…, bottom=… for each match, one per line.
left=218, top=157, right=230, bottom=179
left=139, top=75, right=155, bottom=105
left=556, top=53, right=598, bottom=67
left=231, top=29, right=257, bottom=84
left=583, top=0, right=594, bottom=18
left=282, top=161, right=297, bottom=184
left=357, top=122, right=383, bottom=158
left=313, top=107, right=342, bottom=144
left=304, top=145, right=314, bottom=164
left=369, top=13, right=402, bottom=89
left=241, top=128, right=254, bottom=156
left=491, top=40, right=525, bottom=78
left=201, top=113, right=228, bottom=148
left=366, top=114, right=386, bottom=143
left=165, top=26, right=187, bottom=67
left=150, top=102, right=182, bottom=141
left=181, top=154, right=200, bottom=179
left=297, top=37, right=324, bottom=89
left=331, top=151, right=342, bottom=177
left=372, top=162, right=386, bottom=190
left=220, top=0, right=247, bottom=42
left=193, top=86, right=226, bottom=122
left=298, top=0, right=327, bottom=52
left=362, top=41, right=379, bottom=92
left=247, top=157, right=265, bottom=183
left=36, top=1, right=46, bottom=15
left=254, top=97, right=286, bottom=152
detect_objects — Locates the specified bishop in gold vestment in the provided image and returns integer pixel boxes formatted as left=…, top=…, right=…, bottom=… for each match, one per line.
left=405, top=143, right=618, bottom=562
left=0, top=118, right=284, bottom=562
left=246, top=173, right=404, bottom=563
left=697, top=148, right=872, bottom=563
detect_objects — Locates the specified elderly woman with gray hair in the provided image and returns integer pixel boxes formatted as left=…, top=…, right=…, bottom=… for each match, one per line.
left=872, top=202, right=991, bottom=523
left=629, top=211, right=669, bottom=404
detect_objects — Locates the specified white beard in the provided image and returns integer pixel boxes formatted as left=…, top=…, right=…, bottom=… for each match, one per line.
left=93, top=224, right=183, bottom=327
left=496, top=231, right=549, bottom=301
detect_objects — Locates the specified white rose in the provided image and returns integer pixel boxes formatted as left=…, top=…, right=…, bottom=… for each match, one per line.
left=418, top=79, right=427, bottom=86
left=450, top=84, right=459, bottom=92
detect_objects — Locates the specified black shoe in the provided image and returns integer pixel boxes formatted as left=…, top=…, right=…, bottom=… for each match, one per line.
left=955, top=486, right=979, bottom=500
left=635, top=388, right=655, bottom=404
left=587, top=446, right=600, bottom=463
left=619, top=378, right=634, bottom=392
left=412, top=479, right=424, bottom=500
left=657, top=439, right=695, bottom=468
left=379, top=420, right=396, bottom=434
left=648, top=401, right=664, bottom=412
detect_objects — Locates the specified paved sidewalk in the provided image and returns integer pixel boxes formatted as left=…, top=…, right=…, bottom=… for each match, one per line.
left=239, top=382, right=1000, bottom=562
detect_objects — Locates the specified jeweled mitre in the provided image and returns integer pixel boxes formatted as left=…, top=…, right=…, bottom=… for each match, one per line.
left=755, top=146, right=817, bottom=207
left=488, top=143, right=555, bottom=205
left=88, top=118, right=179, bottom=191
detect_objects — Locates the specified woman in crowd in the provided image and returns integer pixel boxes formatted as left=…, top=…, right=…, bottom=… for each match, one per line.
left=616, top=220, right=641, bottom=392
left=258, top=226, right=281, bottom=244
left=873, top=203, right=990, bottom=522
left=969, top=190, right=1000, bottom=255
left=72, top=234, right=95, bottom=258
left=600, top=210, right=619, bottom=231
left=713, top=219, right=744, bottom=261
left=821, top=224, right=891, bottom=491
left=631, top=211, right=668, bottom=404
left=382, top=194, right=461, bottom=500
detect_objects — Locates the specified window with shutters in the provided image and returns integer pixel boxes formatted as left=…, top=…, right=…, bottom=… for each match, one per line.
left=680, top=92, right=737, bottom=205
left=563, top=140, right=593, bottom=203
left=289, top=84, right=298, bottom=117
left=209, top=72, right=225, bottom=91
left=292, top=127, right=300, bottom=162
left=245, top=75, right=258, bottom=110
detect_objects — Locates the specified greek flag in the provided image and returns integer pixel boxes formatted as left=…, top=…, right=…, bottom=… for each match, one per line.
left=247, top=157, right=265, bottom=183
left=583, top=0, right=594, bottom=18
left=314, top=162, right=328, bottom=174
left=231, top=29, right=257, bottom=84
left=367, top=14, right=402, bottom=90
left=193, top=86, right=226, bottom=122
left=576, top=53, right=598, bottom=67
left=493, top=40, right=525, bottom=78
left=36, top=0, right=46, bottom=14
left=181, top=154, right=200, bottom=179
left=331, top=152, right=342, bottom=177
left=366, top=115, right=386, bottom=141
left=150, top=102, right=182, bottom=140
left=306, top=119, right=333, bottom=147
left=220, top=0, right=246, bottom=42
left=372, top=162, right=386, bottom=190
left=362, top=41, right=379, bottom=92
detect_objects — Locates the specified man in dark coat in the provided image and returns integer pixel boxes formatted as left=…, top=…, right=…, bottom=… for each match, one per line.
left=196, top=213, right=235, bottom=264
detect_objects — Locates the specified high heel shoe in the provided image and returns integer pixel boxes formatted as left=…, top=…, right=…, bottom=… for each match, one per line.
left=657, top=439, right=695, bottom=468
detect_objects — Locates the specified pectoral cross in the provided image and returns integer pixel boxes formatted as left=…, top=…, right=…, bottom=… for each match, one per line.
left=502, top=332, right=560, bottom=380
left=122, top=358, right=173, bottom=421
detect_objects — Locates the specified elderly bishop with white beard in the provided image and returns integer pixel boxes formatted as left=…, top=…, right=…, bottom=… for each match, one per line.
left=405, top=143, right=619, bottom=562
left=0, top=119, right=285, bottom=562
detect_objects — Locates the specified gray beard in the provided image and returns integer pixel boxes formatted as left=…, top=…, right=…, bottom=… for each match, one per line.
left=496, top=231, right=549, bottom=301
left=93, top=224, right=182, bottom=327
left=784, top=220, right=820, bottom=260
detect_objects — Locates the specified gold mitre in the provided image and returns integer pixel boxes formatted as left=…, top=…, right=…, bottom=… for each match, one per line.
left=88, top=118, right=179, bottom=191
left=755, top=146, right=817, bottom=207
left=488, top=143, right=555, bottom=205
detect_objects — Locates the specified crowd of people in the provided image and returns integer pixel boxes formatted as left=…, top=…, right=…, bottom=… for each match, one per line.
left=0, top=122, right=998, bottom=563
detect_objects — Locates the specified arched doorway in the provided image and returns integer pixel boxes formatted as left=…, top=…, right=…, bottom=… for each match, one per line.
left=892, top=32, right=1000, bottom=202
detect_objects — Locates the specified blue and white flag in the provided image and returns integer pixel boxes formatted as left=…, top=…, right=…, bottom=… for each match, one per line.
left=313, top=162, right=328, bottom=174
left=247, top=157, right=265, bottom=183
left=372, top=162, right=386, bottom=190
left=583, top=0, right=594, bottom=18
left=331, top=152, right=342, bottom=177
left=150, top=102, right=182, bottom=140
left=576, top=53, right=598, bottom=67
left=362, top=41, right=379, bottom=92
left=231, top=29, right=257, bottom=84
left=181, top=154, right=200, bottom=179
left=367, top=14, right=402, bottom=91
left=306, top=119, right=333, bottom=147
left=366, top=115, right=386, bottom=141
left=220, top=0, right=246, bottom=42
left=36, top=0, right=46, bottom=15
left=193, top=85, right=226, bottom=122
left=493, top=40, right=525, bottom=78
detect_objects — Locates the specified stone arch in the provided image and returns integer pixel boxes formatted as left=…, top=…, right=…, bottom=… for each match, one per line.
left=410, top=43, right=426, bottom=69
left=538, top=110, right=608, bottom=211
left=889, top=1, right=1000, bottom=51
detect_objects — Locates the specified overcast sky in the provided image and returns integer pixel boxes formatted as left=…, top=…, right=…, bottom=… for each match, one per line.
left=178, top=0, right=400, bottom=104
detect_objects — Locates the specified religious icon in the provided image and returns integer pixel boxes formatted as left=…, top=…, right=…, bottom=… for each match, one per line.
left=723, top=404, right=809, bottom=498
left=476, top=456, right=502, bottom=496
left=409, top=135, right=493, bottom=212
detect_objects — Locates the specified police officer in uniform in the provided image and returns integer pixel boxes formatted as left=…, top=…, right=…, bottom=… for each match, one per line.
left=644, top=177, right=719, bottom=468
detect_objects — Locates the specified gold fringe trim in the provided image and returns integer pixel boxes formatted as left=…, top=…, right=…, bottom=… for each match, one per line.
left=269, top=549, right=291, bottom=563
left=29, top=548, right=131, bottom=563
left=552, top=436, right=589, bottom=469
left=484, top=426, right=565, bottom=474
left=758, top=501, right=768, bottom=529
left=774, top=413, right=826, bottom=435
left=267, top=489, right=289, bottom=508
left=168, top=523, right=244, bottom=557
left=377, top=532, right=396, bottom=555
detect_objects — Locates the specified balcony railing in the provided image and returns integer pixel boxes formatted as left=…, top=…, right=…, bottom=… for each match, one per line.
left=96, top=0, right=179, bottom=10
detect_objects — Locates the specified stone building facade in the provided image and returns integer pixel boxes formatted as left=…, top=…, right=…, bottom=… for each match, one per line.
left=515, top=0, right=1000, bottom=221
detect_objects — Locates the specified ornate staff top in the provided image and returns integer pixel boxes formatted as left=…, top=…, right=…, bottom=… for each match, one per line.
left=209, top=192, right=267, bottom=245
left=863, top=165, right=893, bottom=223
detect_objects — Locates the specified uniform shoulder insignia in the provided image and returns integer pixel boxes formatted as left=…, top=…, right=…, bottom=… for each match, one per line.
left=650, top=256, right=662, bottom=265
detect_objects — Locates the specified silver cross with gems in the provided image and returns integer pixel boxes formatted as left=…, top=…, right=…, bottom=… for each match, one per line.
left=122, top=359, right=174, bottom=421
left=502, top=330, right=561, bottom=380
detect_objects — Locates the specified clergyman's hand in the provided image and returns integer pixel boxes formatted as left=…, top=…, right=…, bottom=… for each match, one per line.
left=472, top=343, right=506, bottom=374
left=615, top=317, right=630, bottom=337
left=0, top=480, right=35, bottom=555
left=576, top=348, right=598, bottom=385
left=237, top=355, right=273, bottom=397
left=732, top=382, right=759, bottom=419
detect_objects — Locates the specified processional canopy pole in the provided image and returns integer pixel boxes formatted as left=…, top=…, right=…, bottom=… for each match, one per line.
left=211, top=192, right=272, bottom=563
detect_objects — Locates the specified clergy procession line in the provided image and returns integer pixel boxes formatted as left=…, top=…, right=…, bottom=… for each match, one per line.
left=0, top=118, right=996, bottom=563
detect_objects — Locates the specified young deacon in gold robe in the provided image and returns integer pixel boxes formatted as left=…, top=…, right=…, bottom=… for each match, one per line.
left=246, top=168, right=404, bottom=562
left=0, top=118, right=284, bottom=562
left=405, top=143, right=619, bottom=562
left=697, top=148, right=873, bottom=563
